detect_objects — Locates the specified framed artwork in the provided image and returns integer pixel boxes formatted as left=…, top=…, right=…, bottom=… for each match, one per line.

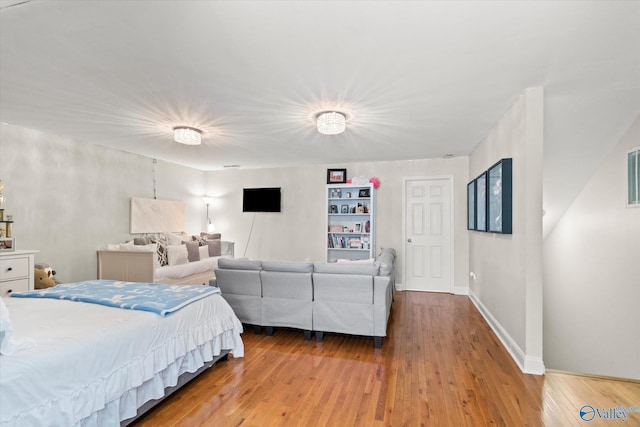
left=329, top=205, right=338, bottom=213
left=340, top=205, right=349, bottom=214
left=488, top=158, right=513, bottom=234
left=355, top=222, right=362, bottom=232
left=327, top=168, right=347, bottom=184
left=358, top=188, right=370, bottom=198
left=467, top=180, right=476, bottom=230
left=475, top=172, right=487, bottom=232
left=0, top=237, right=14, bottom=251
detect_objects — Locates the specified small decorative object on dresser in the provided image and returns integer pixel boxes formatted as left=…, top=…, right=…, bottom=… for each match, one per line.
left=0, top=238, right=15, bottom=251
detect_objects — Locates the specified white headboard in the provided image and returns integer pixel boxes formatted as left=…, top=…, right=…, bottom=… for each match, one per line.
left=130, top=197, right=185, bottom=234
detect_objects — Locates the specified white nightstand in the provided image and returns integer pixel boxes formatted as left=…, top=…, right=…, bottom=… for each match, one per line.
left=0, top=249, right=38, bottom=297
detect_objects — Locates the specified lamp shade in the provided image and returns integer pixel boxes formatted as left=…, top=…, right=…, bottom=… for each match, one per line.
left=317, top=111, right=346, bottom=135
left=173, top=126, right=202, bottom=145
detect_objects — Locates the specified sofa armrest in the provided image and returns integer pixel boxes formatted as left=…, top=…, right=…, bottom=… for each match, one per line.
left=97, top=250, right=155, bottom=282
left=373, top=276, right=393, bottom=337
left=373, top=276, right=392, bottom=306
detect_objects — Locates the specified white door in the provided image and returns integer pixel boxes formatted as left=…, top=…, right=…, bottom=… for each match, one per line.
left=404, top=177, right=453, bottom=292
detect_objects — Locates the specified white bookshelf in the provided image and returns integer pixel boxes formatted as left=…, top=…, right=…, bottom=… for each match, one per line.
left=326, top=183, right=375, bottom=262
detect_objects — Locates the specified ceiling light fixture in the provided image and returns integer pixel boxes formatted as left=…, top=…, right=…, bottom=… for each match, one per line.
left=317, top=111, right=346, bottom=135
left=173, top=126, right=202, bottom=145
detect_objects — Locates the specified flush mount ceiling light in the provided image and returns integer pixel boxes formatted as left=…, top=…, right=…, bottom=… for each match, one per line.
left=316, top=111, right=346, bottom=135
left=173, top=126, right=202, bottom=145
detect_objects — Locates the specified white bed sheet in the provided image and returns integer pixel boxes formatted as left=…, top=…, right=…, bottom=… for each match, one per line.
left=0, top=293, right=244, bottom=427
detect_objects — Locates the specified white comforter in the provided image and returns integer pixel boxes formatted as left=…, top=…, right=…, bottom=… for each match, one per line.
left=0, top=294, right=244, bottom=427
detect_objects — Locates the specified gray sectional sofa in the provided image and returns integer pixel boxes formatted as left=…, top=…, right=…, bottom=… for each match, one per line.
left=212, top=248, right=395, bottom=348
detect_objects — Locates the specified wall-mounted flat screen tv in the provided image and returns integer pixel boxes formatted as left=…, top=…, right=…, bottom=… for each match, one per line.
left=242, top=187, right=281, bottom=212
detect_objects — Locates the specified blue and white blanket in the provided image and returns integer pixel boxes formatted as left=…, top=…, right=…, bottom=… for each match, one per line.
left=11, top=280, right=221, bottom=316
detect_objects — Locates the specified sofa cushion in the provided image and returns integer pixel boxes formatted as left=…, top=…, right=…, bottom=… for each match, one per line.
left=262, top=261, right=314, bottom=273
left=313, top=262, right=379, bottom=276
left=218, top=257, right=262, bottom=270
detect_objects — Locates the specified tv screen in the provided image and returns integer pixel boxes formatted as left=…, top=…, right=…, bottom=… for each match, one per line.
left=242, top=187, right=281, bottom=212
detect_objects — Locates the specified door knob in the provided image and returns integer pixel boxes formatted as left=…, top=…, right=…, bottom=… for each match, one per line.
left=407, top=238, right=412, bottom=243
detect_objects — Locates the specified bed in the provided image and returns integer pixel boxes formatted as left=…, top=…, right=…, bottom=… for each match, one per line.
left=0, top=280, right=244, bottom=427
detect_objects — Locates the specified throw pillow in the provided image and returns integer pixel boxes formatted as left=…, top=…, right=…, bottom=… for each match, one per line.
left=133, top=236, right=152, bottom=245
left=149, top=235, right=168, bottom=266
left=200, top=232, right=222, bottom=240
left=165, top=232, right=190, bottom=246
left=198, top=245, right=210, bottom=260
left=167, top=244, right=189, bottom=266
left=192, top=235, right=208, bottom=246
left=184, top=241, right=200, bottom=262
left=205, top=239, right=221, bottom=257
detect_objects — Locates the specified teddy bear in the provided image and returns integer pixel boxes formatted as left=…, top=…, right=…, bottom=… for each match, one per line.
left=34, top=268, right=56, bottom=289
left=34, top=262, right=60, bottom=284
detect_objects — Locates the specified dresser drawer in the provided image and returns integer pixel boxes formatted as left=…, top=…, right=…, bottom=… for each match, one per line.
left=0, top=278, right=29, bottom=297
left=0, top=256, right=29, bottom=280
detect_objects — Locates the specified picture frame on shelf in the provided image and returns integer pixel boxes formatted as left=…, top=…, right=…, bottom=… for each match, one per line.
left=327, top=168, right=347, bottom=184
left=487, top=158, right=513, bottom=234
left=340, top=205, right=349, bottom=214
left=355, top=222, right=362, bottom=233
left=346, top=192, right=351, bottom=198
left=0, top=237, right=14, bottom=251
left=358, top=188, right=370, bottom=198
left=329, top=205, right=338, bottom=213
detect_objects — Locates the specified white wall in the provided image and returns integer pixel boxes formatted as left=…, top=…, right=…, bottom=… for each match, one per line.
left=543, top=115, right=640, bottom=380
left=0, top=123, right=470, bottom=289
left=468, top=88, right=544, bottom=374
left=0, top=124, right=205, bottom=283
left=206, top=156, right=469, bottom=289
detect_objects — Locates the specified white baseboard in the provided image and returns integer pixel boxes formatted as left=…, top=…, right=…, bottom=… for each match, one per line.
left=468, top=290, right=545, bottom=375
left=453, top=286, right=469, bottom=295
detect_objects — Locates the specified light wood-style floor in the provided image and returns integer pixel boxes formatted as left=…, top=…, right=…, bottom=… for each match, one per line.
left=134, top=291, right=640, bottom=426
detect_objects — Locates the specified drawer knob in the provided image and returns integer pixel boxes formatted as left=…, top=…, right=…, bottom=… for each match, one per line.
left=6, top=289, right=12, bottom=294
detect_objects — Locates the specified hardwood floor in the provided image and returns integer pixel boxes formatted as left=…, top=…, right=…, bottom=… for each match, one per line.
left=133, top=291, right=640, bottom=426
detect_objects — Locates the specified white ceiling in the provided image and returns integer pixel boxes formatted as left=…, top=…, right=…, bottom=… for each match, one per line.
left=1, top=0, right=639, bottom=233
